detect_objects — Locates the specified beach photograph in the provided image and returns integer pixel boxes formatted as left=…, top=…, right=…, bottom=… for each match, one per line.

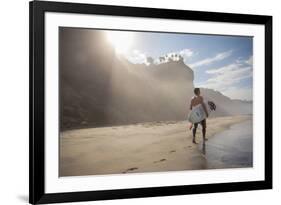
left=59, top=27, right=253, bottom=177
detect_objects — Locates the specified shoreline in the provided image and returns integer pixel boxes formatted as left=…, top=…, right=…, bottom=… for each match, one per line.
left=201, top=119, right=253, bottom=169
left=192, top=115, right=251, bottom=144
left=60, top=115, right=251, bottom=177
left=61, top=114, right=252, bottom=132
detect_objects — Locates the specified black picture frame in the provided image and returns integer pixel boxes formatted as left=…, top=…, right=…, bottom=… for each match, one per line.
left=29, top=1, right=272, bottom=204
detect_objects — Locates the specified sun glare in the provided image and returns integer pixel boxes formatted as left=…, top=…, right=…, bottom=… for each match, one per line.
left=106, top=31, right=134, bottom=55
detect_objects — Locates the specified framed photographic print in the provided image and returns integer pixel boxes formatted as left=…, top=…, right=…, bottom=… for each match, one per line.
left=29, top=0, right=272, bottom=204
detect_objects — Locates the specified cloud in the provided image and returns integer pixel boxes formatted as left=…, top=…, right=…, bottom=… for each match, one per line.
left=179, top=49, right=194, bottom=59
left=245, top=56, right=253, bottom=65
left=206, top=64, right=251, bottom=76
left=199, top=56, right=253, bottom=100
left=190, top=50, right=232, bottom=68
left=154, top=48, right=194, bottom=64
left=126, top=50, right=148, bottom=65
left=125, top=48, right=195, bottom=66
left=203, top=64, right=252, bottom=90
left=235, top=55, right=253, bottom=66
left=166, top=49, right=194, bottom=59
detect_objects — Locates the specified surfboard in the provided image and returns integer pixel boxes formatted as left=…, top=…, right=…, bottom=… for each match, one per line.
left=187, top=103, right=207, bottom=123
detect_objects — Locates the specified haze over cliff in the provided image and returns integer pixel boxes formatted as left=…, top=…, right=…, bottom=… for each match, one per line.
left=60, top=28, right=252, bottom=130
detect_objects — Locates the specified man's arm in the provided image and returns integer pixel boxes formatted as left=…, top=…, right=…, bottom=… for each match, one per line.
left=201, top=97, right=209, bottom=117
left=190, top=99, right=193, bottom=110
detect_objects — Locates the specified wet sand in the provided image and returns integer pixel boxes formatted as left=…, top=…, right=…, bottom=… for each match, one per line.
left=60, top=115, right=251, bottom=176
left=200, top=119, right=253, bottom=169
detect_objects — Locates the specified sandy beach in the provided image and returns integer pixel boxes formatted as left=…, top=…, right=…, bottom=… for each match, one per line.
left=60, top=115, right=251, bottom=177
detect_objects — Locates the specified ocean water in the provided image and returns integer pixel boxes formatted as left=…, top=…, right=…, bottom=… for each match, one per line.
left=200, top=119, right=253, bottom=169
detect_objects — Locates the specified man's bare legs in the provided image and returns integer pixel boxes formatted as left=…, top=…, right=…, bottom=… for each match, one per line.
left=192, top=123, right=198, bottom=144
left=192, top=119, right=207, bottom=143
left=201, top=119, right=207, bottom=141
left=202, top=127, right=206, bottom=140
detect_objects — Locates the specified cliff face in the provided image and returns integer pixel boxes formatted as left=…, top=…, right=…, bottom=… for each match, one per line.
left=103, top=59, right=195, bottom=126
left=60, top=28, right=252, bottom=130
left=201, top=88, right=252, bottom=117
left=59, top=28, right=116, bottom=129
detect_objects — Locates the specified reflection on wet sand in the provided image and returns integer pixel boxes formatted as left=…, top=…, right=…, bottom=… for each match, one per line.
left=199, top=119, right=253, bottom=169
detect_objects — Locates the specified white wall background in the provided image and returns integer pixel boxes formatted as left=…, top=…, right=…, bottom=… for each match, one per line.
left=0, top=0, right=279, bottom=204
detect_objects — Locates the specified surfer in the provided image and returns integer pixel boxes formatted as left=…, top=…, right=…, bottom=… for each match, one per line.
left=190, top=88, right=209, bottom=144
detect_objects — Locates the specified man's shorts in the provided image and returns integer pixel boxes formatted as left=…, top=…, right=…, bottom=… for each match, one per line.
left=194, top=119, right=206, bottom=129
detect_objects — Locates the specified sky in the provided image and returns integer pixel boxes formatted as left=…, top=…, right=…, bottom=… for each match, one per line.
left=106, top=30, right=253, bottom=101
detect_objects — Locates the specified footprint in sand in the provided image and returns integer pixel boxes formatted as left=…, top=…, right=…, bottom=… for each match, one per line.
left=169, top=150, right=176, bottom=154
left=122, top=167, right=138, bottom=173
left=153, top=158, right=167, bottom=163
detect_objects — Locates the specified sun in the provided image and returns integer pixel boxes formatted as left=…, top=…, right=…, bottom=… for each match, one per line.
left=106, top=31, right=134, bottom=55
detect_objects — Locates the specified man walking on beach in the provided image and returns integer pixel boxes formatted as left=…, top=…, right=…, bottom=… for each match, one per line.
left=190, top=88, right=209, bottom=144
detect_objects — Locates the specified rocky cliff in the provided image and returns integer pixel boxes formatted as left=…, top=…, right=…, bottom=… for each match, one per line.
left=60, top=28, right=252, bottom=130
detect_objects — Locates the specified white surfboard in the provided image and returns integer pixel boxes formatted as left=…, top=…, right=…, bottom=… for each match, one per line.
left=187, top=104, right=207, bottom=123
